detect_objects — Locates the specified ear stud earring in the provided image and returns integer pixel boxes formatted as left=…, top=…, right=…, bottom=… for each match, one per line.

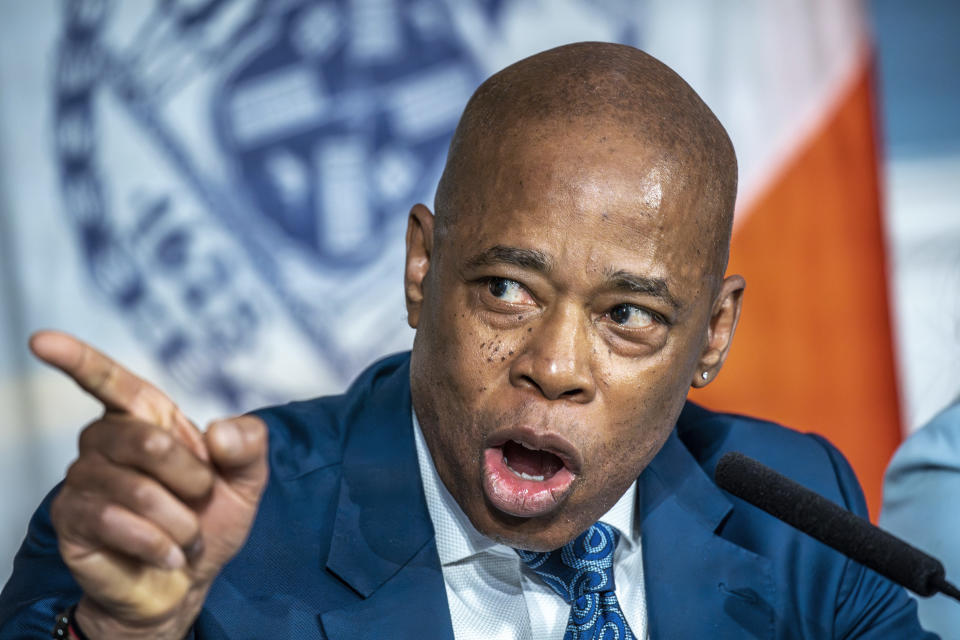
left=701, top=371, right=709, bottom=380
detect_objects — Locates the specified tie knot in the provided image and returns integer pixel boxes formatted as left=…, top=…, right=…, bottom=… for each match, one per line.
left=516, top=522, right=620, bottom=604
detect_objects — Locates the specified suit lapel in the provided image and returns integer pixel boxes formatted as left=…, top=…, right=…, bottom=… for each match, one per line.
left=640, top=428, right=776, bottom=640
left=320, top=539, right=454, bottom=640
left=320, top=358, right=454, bottom=640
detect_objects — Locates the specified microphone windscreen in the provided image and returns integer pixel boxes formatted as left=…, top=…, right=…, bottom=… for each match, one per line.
left=714, top=451, right=946, bottom=597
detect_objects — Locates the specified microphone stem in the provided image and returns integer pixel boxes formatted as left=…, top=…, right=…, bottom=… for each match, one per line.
left=930, top=575, right=960, bottom=603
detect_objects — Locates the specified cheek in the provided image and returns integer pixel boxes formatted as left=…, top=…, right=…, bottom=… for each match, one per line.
left=582, top=407, right=674, bottom=506
left=435, top=305, right=531, bottom=395
left=477, top=328, right=527, bottom=368
left=412, top=289, right=529, bottom=423
left=586, top=352, right=693, bottom=469
left=593, top=346, right=686, bottom=408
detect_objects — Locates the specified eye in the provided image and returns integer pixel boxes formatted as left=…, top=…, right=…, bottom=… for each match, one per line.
left=608, top=303, right=655, bottom=329
left=486, top=277, right=531, bottom=304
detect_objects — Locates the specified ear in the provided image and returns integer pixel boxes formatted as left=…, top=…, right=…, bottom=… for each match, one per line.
left=404, top=204, right=435, bottom=329
left=691, top=275, right=745, bottom=388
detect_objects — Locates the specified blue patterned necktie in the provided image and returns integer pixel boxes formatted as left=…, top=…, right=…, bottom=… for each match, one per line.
left=516, top=521, right=635, bottom=640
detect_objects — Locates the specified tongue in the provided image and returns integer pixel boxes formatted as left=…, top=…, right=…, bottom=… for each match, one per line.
left=502, top=441, right=565, bottom=478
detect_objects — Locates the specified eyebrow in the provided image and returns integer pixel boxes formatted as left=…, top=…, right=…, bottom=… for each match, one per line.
left=464, top=245, right=552, bottom=272
left=606, top=269, right=683, bottom=312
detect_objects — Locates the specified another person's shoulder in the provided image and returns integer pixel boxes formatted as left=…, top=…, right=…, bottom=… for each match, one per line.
left=881, top=399, right=960, bottom=534
left=676, top=401, right=863, bottom=510
left=880, top=401, right=960, bottom=638
left=250, top=351, right=412, bottom=479
left=886, top=402, right=960, bottom=482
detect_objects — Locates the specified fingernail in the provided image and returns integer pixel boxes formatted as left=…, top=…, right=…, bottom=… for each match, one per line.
left=213, top=420, right=242, bottom=456
left=164, top=545, right=186, bottom=570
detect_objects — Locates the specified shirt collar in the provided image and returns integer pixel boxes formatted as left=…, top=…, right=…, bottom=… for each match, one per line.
left=412, top=410, right=639, bottom=566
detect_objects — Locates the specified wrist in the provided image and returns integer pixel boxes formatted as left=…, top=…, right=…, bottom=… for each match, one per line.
left=73, top=588, right=207, bottom=640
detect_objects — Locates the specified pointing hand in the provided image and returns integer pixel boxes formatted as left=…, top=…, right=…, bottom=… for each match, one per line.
left=31, top=331, right=268, bottom=639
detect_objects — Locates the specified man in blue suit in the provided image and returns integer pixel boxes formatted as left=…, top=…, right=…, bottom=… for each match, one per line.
left=0, top=43, right=935, bottom=638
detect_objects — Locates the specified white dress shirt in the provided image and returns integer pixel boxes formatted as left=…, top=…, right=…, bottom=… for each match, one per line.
left=413, top=413, right=649, bottom=640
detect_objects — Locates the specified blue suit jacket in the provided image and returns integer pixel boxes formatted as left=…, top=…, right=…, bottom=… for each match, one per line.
left=0, top=353, right=935, bottom=638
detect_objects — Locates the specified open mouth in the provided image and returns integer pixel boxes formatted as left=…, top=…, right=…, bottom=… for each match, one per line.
left=482, top=431, right=581, bottom=518
left=502, top=440, right=565, bottom=480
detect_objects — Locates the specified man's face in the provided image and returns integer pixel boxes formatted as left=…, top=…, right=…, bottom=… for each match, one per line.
left=406, top=122, right=741, bottom=551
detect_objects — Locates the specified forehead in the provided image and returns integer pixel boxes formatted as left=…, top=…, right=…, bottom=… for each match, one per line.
left=446, top=123, right=715, bottom=291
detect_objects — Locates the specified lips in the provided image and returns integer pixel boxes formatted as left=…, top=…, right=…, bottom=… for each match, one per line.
left=482, top=428, right=581, bottom=518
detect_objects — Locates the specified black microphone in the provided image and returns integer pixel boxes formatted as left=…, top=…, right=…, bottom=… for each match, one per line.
left=714, top=451, right=960, bottom=602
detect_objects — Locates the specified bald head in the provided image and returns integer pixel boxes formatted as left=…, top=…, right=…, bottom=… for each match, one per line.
left=435, top=42, right=738, bottom=281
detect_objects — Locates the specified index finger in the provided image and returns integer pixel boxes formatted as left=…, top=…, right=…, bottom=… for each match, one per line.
left=30, top=330, right=175, bottom=424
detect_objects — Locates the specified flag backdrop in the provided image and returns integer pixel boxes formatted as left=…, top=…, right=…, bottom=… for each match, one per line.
left=681, top=9, right=900, bottom=519
left=1, top=0, right=956, bottom=585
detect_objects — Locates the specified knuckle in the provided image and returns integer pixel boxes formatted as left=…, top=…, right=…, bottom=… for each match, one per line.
left=130, top=479, right=158, bottom=513
left=138, top=430, right=173, bottom=458
left=128, top=384, right=161, bottom=421
left=96, top=502, right=116, bottom=531
left=144, top=526, right=164, bottom=550
left=92, top=359, right=121, bottom=395
left=146, top=532, right=169, bottom=559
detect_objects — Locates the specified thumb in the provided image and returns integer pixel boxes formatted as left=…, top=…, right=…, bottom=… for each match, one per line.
left=205, top=415, right=269, bottom=503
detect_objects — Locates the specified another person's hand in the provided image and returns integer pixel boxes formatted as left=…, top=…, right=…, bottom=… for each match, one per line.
left=31, top=331, right=268, bottom=639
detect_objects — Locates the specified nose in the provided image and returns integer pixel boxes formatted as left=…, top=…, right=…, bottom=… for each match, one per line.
left=509, top=304, right=596, bottom=402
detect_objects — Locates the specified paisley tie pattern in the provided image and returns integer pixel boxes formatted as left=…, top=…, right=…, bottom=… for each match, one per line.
left=516, top=522, right=635, bottom=640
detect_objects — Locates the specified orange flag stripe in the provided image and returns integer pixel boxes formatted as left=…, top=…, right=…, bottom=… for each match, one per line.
left=690, top=60, right=899, bottom=521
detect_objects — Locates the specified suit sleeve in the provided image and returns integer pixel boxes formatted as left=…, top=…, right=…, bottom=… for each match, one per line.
left=809, top=435, right=940, bottom=639
left=0, top=486, right=84, bottom=638
left=0, top=486, right=200, bottom=639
